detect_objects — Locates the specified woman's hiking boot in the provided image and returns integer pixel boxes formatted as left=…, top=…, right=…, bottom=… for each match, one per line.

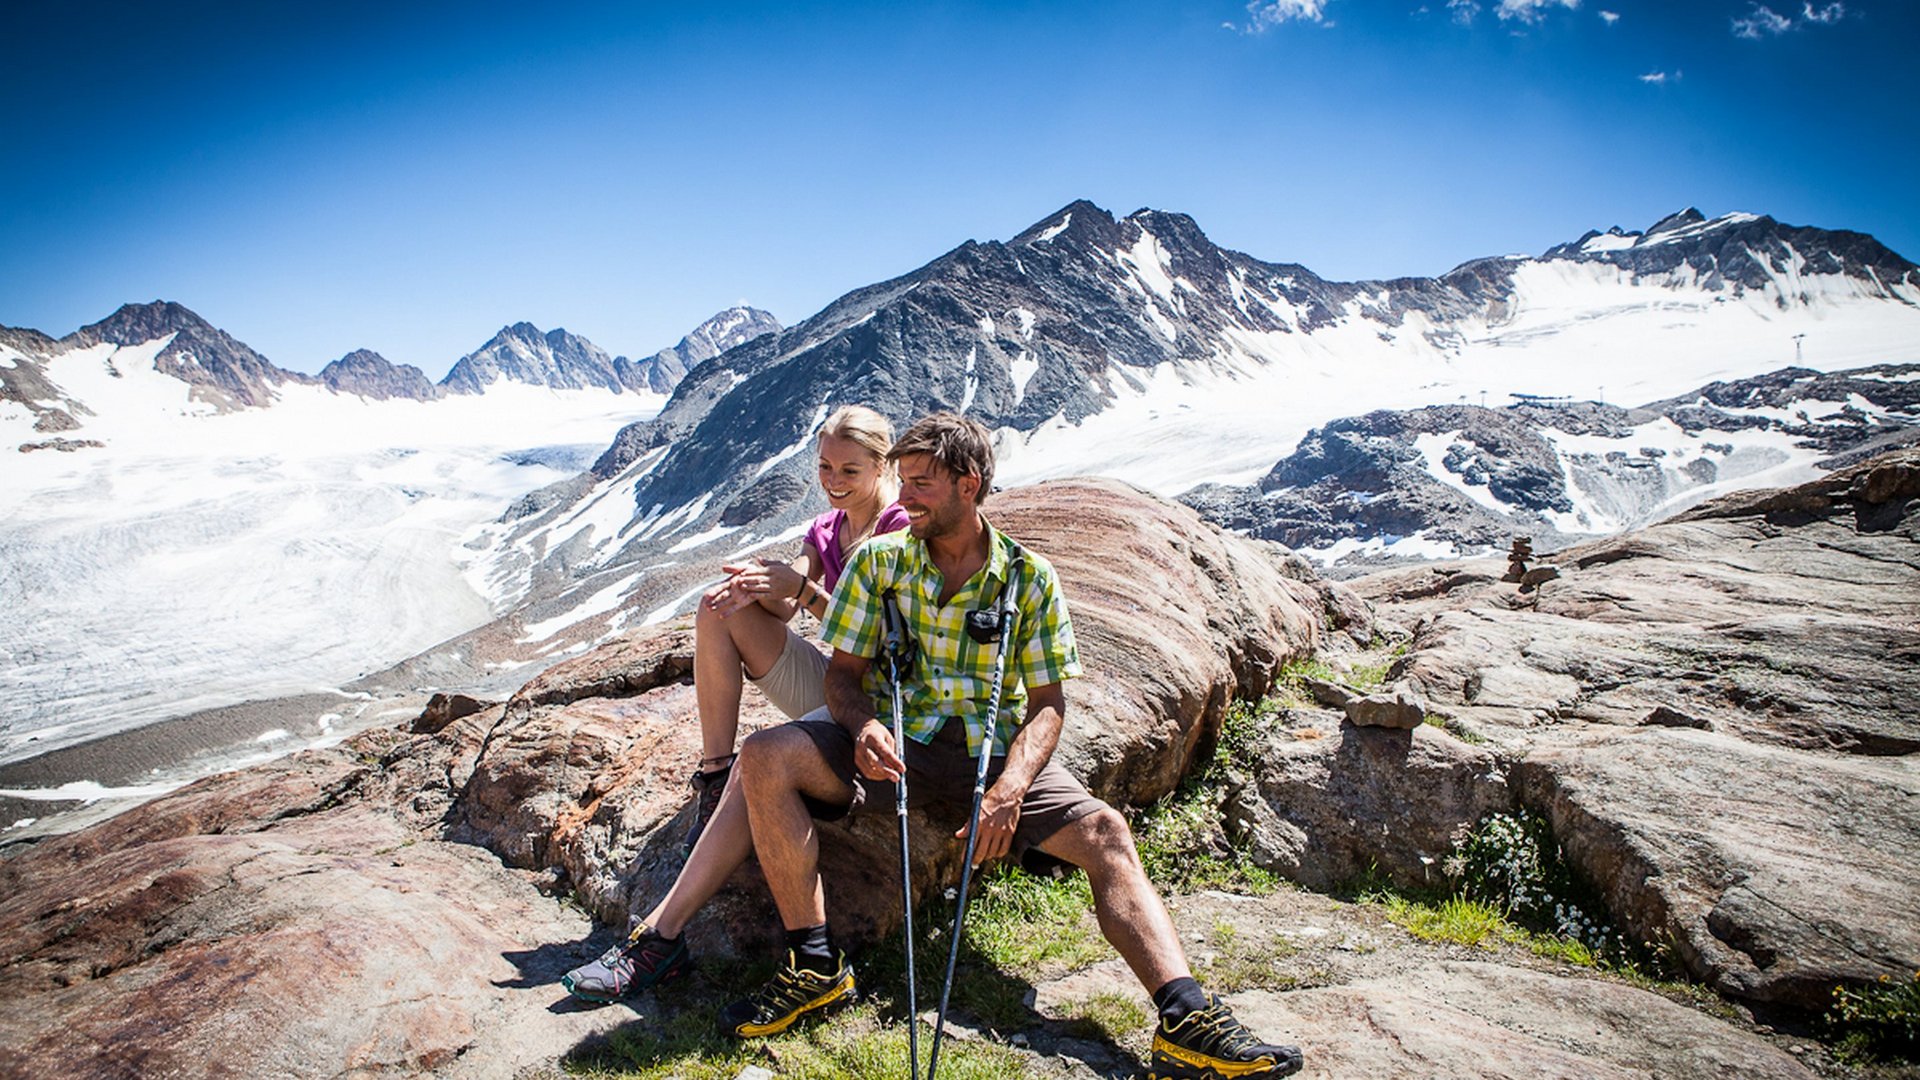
left=685, top=759, right=732, bottom=852
left=1147, top=993, right=1303, bottom=1078
left=560, top=919, right=690, bottom=1003
left=720, top=951, right=856, bottom=1037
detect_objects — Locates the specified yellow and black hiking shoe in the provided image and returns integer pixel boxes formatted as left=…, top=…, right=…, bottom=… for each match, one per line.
left=720, top=951, right=857, bottom=1038
left=1148, top=994, right=1303, bottom=1079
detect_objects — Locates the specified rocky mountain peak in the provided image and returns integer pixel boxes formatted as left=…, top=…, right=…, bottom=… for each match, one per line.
left=61, top=299, right=306, bottom=409
left=75, top=300, right=219, bottom=347
left=319, top=349, right=443, bottom=402
left=1647, top=207, right=1708, bottom=235
left=440, top=322, right=624, bottom=395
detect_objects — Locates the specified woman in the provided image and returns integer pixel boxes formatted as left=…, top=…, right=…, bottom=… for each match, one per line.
left=684, top=404, right=908, bottom=849
left=561, top=405, right=908, bottom=1004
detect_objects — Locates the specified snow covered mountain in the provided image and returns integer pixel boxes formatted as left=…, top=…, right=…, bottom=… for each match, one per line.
left=6, top=198, right=1917, bottom=771
left=406, top=200, right=1919, bottom=689
left=1182, top=363, right=1920, bottom=574
left=0, top=303, right=781, bottom=451
left=626, top=305, right=784, bottom=394
left=0, top=303, right=779, bottom=764
left=441, top=323, right=631, bottom=395
left=319, top=349, right=445, bottom=401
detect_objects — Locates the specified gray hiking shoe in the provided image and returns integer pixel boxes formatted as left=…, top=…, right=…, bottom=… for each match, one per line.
left=561, top=918, right=690, bottom=1003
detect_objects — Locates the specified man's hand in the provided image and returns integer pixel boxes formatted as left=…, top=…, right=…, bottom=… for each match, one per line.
left=854, top=719, right=905, bottom=782
left=957, top=779, right=1024, bottom=865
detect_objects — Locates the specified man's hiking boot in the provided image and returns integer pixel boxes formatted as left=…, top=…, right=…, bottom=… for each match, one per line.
left=720, top=951, right=856, bottom=1037
left=560, top=919, right=690, bottom=1003
left=685, top=760, right=732, bottom=852
left=1148, top=993, right=1303, bottom=1079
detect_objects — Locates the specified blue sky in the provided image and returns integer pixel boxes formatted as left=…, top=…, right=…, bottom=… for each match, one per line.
left=3, top=0, right=1914, bottom=376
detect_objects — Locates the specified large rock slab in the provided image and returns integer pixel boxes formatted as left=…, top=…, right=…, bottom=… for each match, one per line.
left=1346, top=449, right=1920, bottom=1006
left=451, top=478, right=1333, bottom=953
left=0, top=712, right=634, bottom=1079
left=1231, top=961, right=1818, bottom=1079
left=1514, top=725, right=1920, bottom=1009
left=1364, top=450, right=1920, bottom=752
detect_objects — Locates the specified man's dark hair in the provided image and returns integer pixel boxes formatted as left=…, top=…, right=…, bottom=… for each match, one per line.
left=888, top=412, right=995, bottom=505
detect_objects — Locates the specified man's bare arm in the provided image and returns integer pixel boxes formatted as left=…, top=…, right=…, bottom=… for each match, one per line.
left=826, top=649, right=903, bottom=781
left=960, top=681, right=1066, bottom=864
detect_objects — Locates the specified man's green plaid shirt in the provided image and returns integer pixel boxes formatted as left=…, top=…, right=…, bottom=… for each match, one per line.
left=819, top=522, right=1081, bottom=758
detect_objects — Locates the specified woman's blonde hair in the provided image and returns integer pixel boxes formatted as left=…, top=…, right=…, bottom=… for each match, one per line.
left=820, top=404, right=895, bottom=463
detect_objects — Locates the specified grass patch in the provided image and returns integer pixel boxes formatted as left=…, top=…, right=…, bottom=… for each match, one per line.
left=1272, top=658, right=1338, bottom=709
left=1134, top=779, right=1279, bottom=896
left=1375, top=893, right=1514, bottom=949
left=1058, top=991, right=1151, bottom=1045
left=1350, top=811, right=1687, bottom=990
left=955, top=865, right=1106, bottom=976
left=569, top=1002, right=1027, bottom=1080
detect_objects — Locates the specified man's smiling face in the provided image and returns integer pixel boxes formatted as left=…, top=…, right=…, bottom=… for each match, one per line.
left=894, top=451, right=977, bottom=541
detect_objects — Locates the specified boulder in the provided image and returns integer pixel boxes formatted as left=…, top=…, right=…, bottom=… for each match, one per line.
left=1513, top=726, right=1920, bottom=1008
left=1343, top=682, right=1426, bottom=729
left=449, top=478, right=1330, bottom=953
left=412, top=692, right=490, bottom=734
left=1225, top=710, right=1512, bottom=890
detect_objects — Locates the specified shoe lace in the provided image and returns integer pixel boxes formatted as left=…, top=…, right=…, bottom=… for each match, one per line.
left=750, top=964, right=821, bottom=1018
left=1180, top=1001, right=1263, bottom=1057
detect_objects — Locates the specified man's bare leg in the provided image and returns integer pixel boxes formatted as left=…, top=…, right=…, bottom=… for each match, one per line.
left=1035, top=805, right=1190, bottom=991
left=735, top=722, right=856, bottom=930
left=1038, top=803, right=1302, bottom=1078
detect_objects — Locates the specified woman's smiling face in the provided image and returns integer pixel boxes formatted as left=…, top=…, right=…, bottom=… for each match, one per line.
left=817, top=431, right=886, bottom=509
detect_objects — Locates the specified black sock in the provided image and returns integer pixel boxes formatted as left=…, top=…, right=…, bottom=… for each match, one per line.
left=1153, top=977, right=1209, bottom=1024
left=786, top=923, right=836, bottom=973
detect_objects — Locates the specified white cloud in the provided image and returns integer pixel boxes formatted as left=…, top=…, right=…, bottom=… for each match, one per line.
left=1732, top=1, right=1845, bottom=37
left=1639, top=70, right=1680, bottom=83
left=1732, top=3, right=1794, bottom=37
left=1599, top=9, right=1621, bottom=24
left=1496, top=0, right=1580, bottom=22
left=1447, top=0, right=1482, bottom=24
left=1244, top=0, right=1335, bottom=30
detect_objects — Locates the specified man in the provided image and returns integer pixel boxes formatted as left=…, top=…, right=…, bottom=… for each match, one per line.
left=725, top=413, right=1303, bottom=1079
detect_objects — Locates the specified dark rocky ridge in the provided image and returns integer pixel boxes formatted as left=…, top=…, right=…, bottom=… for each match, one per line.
left=318, top=348, right=444, bottom=401
left=1181, top=363, right=1920, bottom=570
left=1543, top=208, right=1916, bottom=295
left=578, top=200, right=1917, bottom=554
left=66, top=300, right=315, bottom=409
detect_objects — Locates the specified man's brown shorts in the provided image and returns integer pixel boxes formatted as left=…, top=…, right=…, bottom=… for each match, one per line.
left=788, top=706, right=1106, bottom=871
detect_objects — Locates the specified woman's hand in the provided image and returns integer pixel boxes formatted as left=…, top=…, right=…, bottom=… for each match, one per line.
left=703, top=558, right=806, bottom=618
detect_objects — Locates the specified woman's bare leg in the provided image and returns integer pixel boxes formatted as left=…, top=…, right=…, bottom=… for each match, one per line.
left=645, top=769, right=755, bottom=937
left=693, top=599, right=795, bottom=767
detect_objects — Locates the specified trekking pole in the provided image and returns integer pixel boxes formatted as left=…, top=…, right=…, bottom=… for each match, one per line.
left=927, top=558, right=1023, bottom=1080
left=882, top=589, right=919, bottom=1080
